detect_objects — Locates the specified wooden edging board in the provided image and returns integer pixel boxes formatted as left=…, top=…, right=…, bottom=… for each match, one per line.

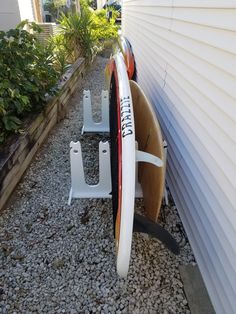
left=0, top=57, right=86, bottom=212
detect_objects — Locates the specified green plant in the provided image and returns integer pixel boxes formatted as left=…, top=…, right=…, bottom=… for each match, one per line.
left=47, top=33, right=70, bottom=75
left=44, top=0, right=67, bottom=20
left=58, top=8, right=94, bottom=61
left=91, top=8, right=119, bottom=43
left=56, top=1, right=118, bottom=62
left=0, top=21, right=59, bottom=142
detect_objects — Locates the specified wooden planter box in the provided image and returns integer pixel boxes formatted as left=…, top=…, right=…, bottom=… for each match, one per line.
left=0, top=57, right=85, bottom=211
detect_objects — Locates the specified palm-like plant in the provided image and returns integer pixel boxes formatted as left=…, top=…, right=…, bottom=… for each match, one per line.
left=58, top=8, right=94, bottom=62
left=54, top=1, right=119, bottom=64
left=47, top=33, right=69, bottom=75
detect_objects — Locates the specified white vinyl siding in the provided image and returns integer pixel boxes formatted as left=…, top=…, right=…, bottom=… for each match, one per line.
left=122, top=1, right=236, bottom=313
left=18, top=0, right=35, bottom=22
left=0, top=0, right=21, bottom=31
left=0, top=0, right=35, bottom=31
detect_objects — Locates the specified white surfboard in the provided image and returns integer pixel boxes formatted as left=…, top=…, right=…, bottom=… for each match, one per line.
left=108, top=53, right=136, bottom=277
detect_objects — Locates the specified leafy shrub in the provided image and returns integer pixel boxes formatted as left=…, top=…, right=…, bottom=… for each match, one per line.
left=44, top=0, right=68, bottom=20
left=47, top=33, right=69, bottom=75
left=91, top=9, right=119, bottom=43
left=0, top=21, right=59, bottom=142
left=0, top=2, right=119, bottom=143
left=55, top=1, right=119, bottom=63
left=58, top=9, right=94, bottom=61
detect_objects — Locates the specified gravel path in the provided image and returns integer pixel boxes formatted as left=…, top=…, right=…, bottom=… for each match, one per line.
left=0, top=55, right=195, bottom=314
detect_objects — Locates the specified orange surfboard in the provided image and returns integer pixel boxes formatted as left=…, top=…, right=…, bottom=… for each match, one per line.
left=118, top=36, right=136, bottom=80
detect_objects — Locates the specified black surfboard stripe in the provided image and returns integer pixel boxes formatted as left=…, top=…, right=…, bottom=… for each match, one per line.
left=109, top=73, right=119, bottom=235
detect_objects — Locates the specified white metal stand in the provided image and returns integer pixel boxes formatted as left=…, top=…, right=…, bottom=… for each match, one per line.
left=68, top=141, right=111, bottom=205
left=136, top=150, right=163, bottom=167
left=135, top=142, right=143, bottom=198
left=163, top=140, right=169, bottom=206
left=68, top=141, right=164, bottom=205
left=69, top=89, right=167, bottom=204
left=81, top=90, right=110, bottom=134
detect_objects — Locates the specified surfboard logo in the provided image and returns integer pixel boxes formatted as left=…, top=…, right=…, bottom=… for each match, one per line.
left=120, top=96, right=133, bottom=138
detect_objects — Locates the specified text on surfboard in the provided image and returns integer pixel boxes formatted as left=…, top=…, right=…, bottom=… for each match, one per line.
left=120, top=96, right=134, bottom=138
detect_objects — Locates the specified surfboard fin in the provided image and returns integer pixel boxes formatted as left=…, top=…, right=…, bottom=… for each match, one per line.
left=133, top=213, right=180, bottom=255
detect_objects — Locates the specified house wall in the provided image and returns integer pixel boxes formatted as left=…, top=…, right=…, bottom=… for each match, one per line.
left=122, top=1, right=236, bottom=313
left=18, top=0, right=35, bottom=22
left=0, top=0, right=38, bottom=31
left=0, top=0, right=21, bottom=30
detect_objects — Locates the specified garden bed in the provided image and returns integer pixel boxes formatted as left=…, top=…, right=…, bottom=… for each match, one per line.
left=0, top=57, right=85, bottom=211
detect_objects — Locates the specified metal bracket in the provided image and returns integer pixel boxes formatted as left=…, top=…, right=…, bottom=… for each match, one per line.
left=81, top=90, right=110, bottom=134
left=135, top=141, right=143, bottom=198
left=68, top=141, right=166, bottom=204
left=68, top=141, right=144, bottom=204
left=163, top=140, right=169, bottom=206
left=136, top=150, right=163, bottom=168
left=68, top=141, right=112, bottom=205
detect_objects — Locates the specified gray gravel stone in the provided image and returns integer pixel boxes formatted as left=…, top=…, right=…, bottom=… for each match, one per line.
left=0, top=54, right=195, bottom=313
